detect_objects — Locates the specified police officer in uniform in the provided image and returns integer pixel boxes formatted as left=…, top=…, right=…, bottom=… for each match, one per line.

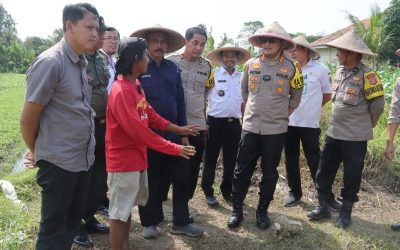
left=74, top=16, right=110, bottom=247
left=201, top=44, right=250, bottom=206
left=168, top=27, right=215, bottom=203
left=227, top=22, right=304, bottom=229
left=384, top=49, right=400, bottom=231
left=307, top=31, right=384, bottom=229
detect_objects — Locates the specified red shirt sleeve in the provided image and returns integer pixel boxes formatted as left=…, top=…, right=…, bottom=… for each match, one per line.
left=110, top=86, right=181, bottom=156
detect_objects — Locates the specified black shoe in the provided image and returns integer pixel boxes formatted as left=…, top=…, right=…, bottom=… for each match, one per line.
left=335, top=200, right=353, bottom=229
left=205, top=196, right=219, bottom=206
left=222, top=194, right=233, bottom=203
left=284, top=193, right=301, bottom=207
left=227, top=212, right=243, bottom=228
left=96, top=205, right=109, bottom=217
left=328, top=198, right=342, bottom=212
left=391, top=223, right=400, bottom=231
left=256, top=211, right=270, bottom=229
left=307, top=205, right=331, bottom=220
left=86, top=218, right=110, bottom=234
left=73, top=232, right=93, bottom=247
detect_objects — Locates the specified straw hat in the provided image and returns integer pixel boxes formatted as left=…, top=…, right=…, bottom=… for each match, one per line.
left=248, top=21, right=295, bottom=50
left=324, top=30, right=375, bottom=56
left=130, top=24, right=184, bottom=53
left=206, top=43, right=251, bottom=65
left=292, top=35, right=320, bottom=60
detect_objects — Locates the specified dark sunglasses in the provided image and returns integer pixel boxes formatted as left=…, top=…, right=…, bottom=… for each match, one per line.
left=259, top=37, right=280, bottom=44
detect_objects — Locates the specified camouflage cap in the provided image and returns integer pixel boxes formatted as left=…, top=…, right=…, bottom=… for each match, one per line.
left=98, top=16, right=106, bottom=33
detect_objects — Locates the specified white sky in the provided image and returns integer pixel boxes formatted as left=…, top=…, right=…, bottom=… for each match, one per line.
left=2, top=0, right=392, bottom=44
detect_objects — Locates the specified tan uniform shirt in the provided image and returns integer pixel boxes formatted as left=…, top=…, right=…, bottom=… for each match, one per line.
left=241, top=55, right=304, bottom=135
left=168, top=54, right=214, bottom=130
left=328, top=63, right=384, bottom=141
left=388, top=78, right=400, bottom=124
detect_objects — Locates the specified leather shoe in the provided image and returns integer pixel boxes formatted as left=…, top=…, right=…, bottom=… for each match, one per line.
left=284, top=193, right=301, bottom=207
left=256, top=211, right=270, bottom=229
left=96, top=205, right=109, bottom=217
left=227, top=212, right=243, bottom=228
left=205, top=196, right=218, bottom=206
left=222, top=193, right=233, bottom=203
left=73, top=232, right=93, bottom=247
left=86, top=221, right=110, bottom=234
left=391, top=223, right=400, bottom=231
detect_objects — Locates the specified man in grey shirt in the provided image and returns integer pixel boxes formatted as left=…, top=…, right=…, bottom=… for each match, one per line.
left=20, top=3, right=99, bottom=249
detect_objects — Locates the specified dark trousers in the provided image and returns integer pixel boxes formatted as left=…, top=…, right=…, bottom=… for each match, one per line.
left=82, top=121, right=108, bottom=226
left=187, top=131, right=205, bottom=199
left=232, top=131, right=285, bottom=202
left=316, top=136, right=367, bottom=203
left=35, top=160, right=92, bottom=250
left=201, top=116, right=241, bottom=197
left=284, top=126, right=321, bottom=199
left=139, top=149, right=191, bottom=226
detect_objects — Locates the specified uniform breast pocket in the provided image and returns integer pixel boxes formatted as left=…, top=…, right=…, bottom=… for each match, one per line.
left=342, top=85, right=360, bottom=105
left=101, top=65, right=111, bottom=86
left=248, top=75, right=261, bottom=94
left=303, top=75, right=317, bottom=95
left=194, top=74, right=207, bottom=93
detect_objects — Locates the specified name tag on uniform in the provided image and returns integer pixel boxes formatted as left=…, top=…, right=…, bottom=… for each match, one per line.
left=218, top=80, right=226, bottom=83
left=141, top=74, right=151, bottom=78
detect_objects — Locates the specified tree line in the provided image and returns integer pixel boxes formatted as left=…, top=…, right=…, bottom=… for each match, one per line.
left=1, top=1, right=400, bottom=74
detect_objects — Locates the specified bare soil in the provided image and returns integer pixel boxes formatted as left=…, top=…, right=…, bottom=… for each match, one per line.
left=72, top=163, right=400, bottom=250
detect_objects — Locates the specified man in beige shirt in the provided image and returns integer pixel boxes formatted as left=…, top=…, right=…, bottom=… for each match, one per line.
left=307, top=31, right=384, bottom=229
left=168, top=27, right=215, bottom=204
left=227, top=22, right=304, bottom=229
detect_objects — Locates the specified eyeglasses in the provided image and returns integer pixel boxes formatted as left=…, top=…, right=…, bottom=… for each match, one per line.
left=104, top=36, right=120, bottom=42
left=259, top=37, right=280, bottom=44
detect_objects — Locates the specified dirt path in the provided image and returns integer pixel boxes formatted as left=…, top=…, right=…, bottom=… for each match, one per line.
left=72, top=166, right=400, bottom=250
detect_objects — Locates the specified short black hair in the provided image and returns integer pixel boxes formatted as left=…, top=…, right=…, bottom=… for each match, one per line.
left=115, top=37, right=148, bottom=78
left=62, top=3, right=99, bottom=31
left=105, top=27, right=120, bottom=39
left=185, top=27, right=207, bottom=41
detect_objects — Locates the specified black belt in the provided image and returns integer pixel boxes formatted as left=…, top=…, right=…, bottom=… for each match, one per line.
left=208, top=115, right=239, bottom=123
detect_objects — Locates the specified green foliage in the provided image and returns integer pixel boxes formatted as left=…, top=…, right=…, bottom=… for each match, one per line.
left=289, top=32, right=324, bottom=43
left=0, top=170, right=39, bottom=250
left=379, top=0, right=400, bottom=65
left=197, top=24, right=215, bottom=57
left=0, top=74, right=26, bottom=177
left=237, top=21, right=264, bottom=56
left=0, top=3, right=17, bottom=44
left=217, top=33, right=234, bottom=48
left=376, top=64, right=400, bottom=100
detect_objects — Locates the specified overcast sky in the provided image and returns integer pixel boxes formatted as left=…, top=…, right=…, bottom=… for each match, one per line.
left=2, top=0, right=392, bottom=44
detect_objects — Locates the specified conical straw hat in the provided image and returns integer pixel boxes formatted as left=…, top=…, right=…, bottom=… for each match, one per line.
left=207, top=43, right=251, bottom=65
left=324, top=30, right=375, bottom=56
left=131, top=24, right=184, bottom=53
left=248, top=21, right=295, bottom=50
left=292, top=35, right=320, bottom=60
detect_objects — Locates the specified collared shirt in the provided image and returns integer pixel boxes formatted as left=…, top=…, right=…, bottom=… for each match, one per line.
left=328, top=63, right=384, bottom=141
left=168, top=53, right=214, bottom=130
left=85, top=50, right=110, bottom=118
left=207, top=66, right=243, bottom=119
left=25, top=38, right=95, bottom=172
left=138, top=58, right=187, bottom=143
left=289, top=60, right=331, bottom=128
left=106, top=77, right=180, bottom=172
left=241, top=55, right=304, bottom=135
left=389, top=77, right=400, bottom=124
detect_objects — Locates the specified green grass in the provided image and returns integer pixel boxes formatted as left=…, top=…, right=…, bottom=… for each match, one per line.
left=0, top=74, right=26, bottom=177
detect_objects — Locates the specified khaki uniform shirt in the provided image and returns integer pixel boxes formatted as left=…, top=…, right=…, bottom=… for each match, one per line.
left=328, top=63, right=384, bottom=141
left=25, top=38, right=95, bottom=172
left=168, top=54, right=214, bottom=130
left=241, top=55, right=304, bottom=135
left=85, top=50, right=110, bottom=118
left=388, top=77, right=400, bottom=124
